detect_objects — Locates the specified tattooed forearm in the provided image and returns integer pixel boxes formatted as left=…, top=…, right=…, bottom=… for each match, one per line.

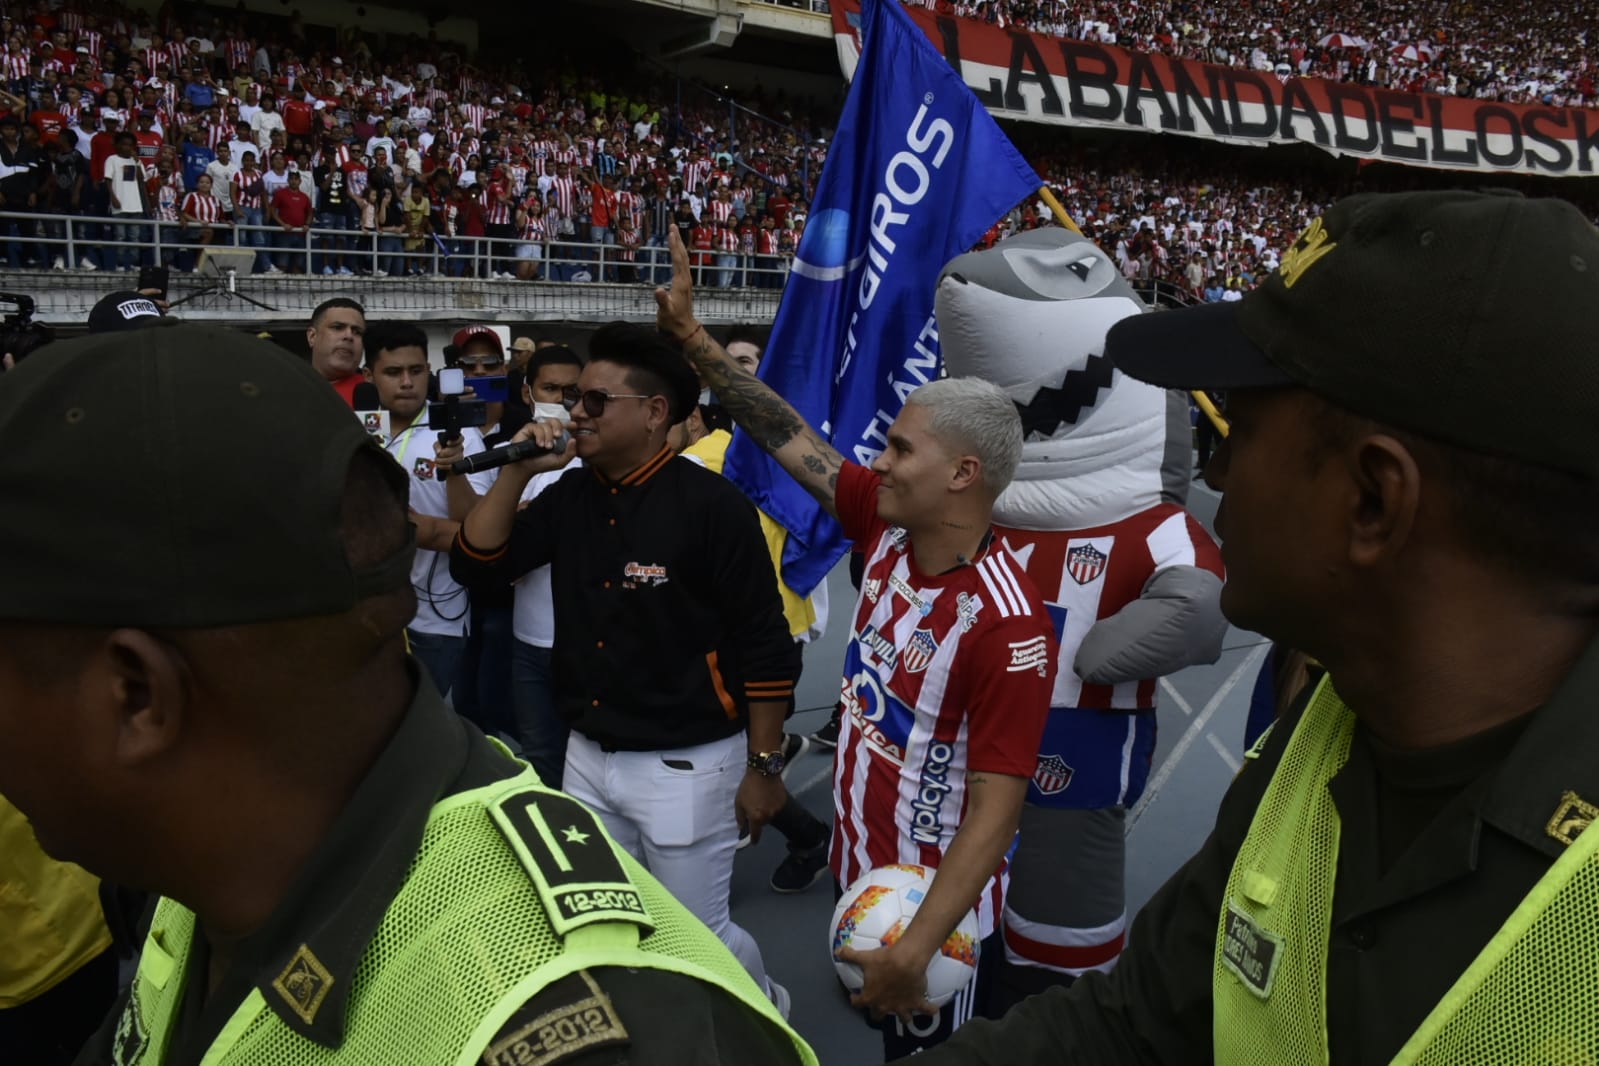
left=681, top=328, right=847, bottom=499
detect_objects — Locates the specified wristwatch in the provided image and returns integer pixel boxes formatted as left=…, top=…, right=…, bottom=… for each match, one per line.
left=747, top=749, right=786, bottom=777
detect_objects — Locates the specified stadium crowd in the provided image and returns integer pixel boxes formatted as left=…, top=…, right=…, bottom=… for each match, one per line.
left=0, top=0, right=831, bottom=282
left=908, top=0, right=1599, bottom=106
left=1, top=0, right=1596, bottom=302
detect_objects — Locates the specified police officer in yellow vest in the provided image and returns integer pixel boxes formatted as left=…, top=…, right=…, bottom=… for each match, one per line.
left=0, top=324, right=815, bottom=1066
left=914, top=190, right=1599, bottom=1064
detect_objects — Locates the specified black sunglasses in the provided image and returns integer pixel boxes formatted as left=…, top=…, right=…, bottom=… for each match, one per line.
left=562, top=385, right=652, bottom=418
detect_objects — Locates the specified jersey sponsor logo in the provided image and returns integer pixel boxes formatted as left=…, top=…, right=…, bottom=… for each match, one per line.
left=1007, top=635, right=1050, bottom=676
left=901, top=627, right=939, bottom=673
left=889, top=526, right=910, bottom=550
left=955, top=591, right=983, bottom=632
left=889, top=571, right=933, bottom=617
left=859, top=625, right=898, bottom=670
left=909, top=740, right=957, bottom=845
left=413, top=457, right=436, bottom=480
left=1066, top=543, right=1109, bottom=585
left=864, top=577, right=883, bottom=604
left=621, top=561, right=669, bottom=587
left=1031, top=753, right=1075, bottom=796
left=840, top=643, right=911, bottom=761
left=1221, top=898, right=1284, bottom=1000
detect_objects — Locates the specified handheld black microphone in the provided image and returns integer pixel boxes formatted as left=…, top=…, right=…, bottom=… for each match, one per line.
left=352, top=381, right=380, bottom=410
left=449, top=430, right=571, bottom=476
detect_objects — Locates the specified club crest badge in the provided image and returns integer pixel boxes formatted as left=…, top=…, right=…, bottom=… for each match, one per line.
left=1066, top=543, right=1108, bottom=585
left=901, top=628, right=939, bottom=673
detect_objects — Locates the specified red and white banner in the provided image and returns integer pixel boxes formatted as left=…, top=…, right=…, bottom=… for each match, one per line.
left=831, top=1, right=1599, bottom=177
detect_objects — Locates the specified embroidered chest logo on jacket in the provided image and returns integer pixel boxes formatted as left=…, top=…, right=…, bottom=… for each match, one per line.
left=621, top=562, right=669, bottom=588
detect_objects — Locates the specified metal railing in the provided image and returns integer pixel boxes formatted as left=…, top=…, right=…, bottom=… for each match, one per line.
left=0, top=210, right=797, bottom=291
left=742, top=0, right=831, bottom=13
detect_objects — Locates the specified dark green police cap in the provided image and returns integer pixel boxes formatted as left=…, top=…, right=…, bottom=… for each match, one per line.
left=0, top=324, right=414, bottom=628
left=1106, top=189, right=1599, bottom=477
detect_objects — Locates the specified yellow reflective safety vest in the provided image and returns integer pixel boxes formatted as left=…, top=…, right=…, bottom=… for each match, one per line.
left=683, top=429, right=817, bottom=640
left=1213, top=679, right=1599, bottom=1065
left=111, top=768, right=817, bottom=1066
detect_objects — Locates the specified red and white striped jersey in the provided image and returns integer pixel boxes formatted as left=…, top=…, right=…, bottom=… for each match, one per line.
left=685, top=158, right=712, bottom=193
left=548, top=176, right=575, bottom=216
left=223, top=38, right=252, bottom=71
left=529, top=141, right=552, bottom=176
left=459, top=103, right=485, bottom=131
left=77, top=30, right=103, bottom=60
left=830, top=462, right=1056, bottom=938
left=708, top=198, right=734, bottom=224
left=485, top=182, right=513, bottom=225
left=714, top=225, right=739, bottom=253
left=995, top=504, right=1224, bottom=709
left=2, top=52, right=29, bottom=81
left=519, top=212, right=546, bottom=242
left=181, top=191, right=222, bottom=224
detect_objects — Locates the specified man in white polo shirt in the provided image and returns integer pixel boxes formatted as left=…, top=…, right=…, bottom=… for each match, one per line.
left=364, top=320, right=493, bottom=698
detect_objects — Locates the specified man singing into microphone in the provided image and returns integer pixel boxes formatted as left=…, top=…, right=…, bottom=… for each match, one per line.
left=448, top=321, right=802, bottom=1018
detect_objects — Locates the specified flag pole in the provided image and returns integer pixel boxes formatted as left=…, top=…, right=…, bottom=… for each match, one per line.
left=1037, top=184, right=1230, bottom=438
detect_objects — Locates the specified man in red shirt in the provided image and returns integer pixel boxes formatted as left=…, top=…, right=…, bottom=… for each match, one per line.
left=584, top=168, right=618, bottom=280
left=269, top=169, right=313, bottom=273
left=132, top=110, right=163, bottom=164
left=305, top=296, right=367, bottom=406
left=281, top=84, right=315, bottom=139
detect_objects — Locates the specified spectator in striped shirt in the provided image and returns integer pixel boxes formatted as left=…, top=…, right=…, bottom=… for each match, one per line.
left=179, top=171, right=225, bottom=269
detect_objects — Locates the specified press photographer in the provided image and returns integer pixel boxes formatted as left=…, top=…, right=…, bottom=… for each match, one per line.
left=363, top=321, right=495, bottom=700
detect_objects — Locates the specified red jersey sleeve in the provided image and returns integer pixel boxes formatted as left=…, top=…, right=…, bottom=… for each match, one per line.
left=962, top=614, right=1057, bottom=778
left=834, top=460, right=888, bottom=549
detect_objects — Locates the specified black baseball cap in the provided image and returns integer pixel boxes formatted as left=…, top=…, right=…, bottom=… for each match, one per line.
left=1107, top=190, right=1599, bottom=477
left=87, top=291, right=164, bottom=333
left=0, top=325, right=414, bottom=627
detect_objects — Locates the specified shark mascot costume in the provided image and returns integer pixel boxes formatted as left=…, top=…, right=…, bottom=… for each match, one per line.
left=936, top=228, right=1227, bottom=1006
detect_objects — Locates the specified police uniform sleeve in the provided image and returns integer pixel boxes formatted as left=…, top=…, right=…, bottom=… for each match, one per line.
left=912, top=698, right=1304, bottom=1066
left=477, top=967, right=804, bottom=1066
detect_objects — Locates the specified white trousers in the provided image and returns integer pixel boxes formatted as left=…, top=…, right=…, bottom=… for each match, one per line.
left=562, top=730, right=770, bottom=988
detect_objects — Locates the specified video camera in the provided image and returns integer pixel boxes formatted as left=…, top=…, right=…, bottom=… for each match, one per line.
left=0, top=293, right=55, bottom=368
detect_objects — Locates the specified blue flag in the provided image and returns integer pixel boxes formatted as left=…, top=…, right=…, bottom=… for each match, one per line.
left=724, top=0, right=1040, bottom=597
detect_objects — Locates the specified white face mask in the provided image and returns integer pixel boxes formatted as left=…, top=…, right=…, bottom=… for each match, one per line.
left=532, top=401, right=568, bottom=424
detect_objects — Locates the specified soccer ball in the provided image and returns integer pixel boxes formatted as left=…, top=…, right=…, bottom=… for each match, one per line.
left=830, top=864, right=981, bottom=1008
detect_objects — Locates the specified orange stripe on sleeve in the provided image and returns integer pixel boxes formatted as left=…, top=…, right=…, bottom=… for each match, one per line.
left=706, top=651, right=739, bottom=720
left=453, top=529, right=509, bottom=563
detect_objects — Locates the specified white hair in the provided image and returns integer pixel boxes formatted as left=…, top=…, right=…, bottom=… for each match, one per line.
left=906, top=377, right=1024, bottom=495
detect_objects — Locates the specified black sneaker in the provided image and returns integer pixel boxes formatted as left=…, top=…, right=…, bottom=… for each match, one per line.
left=780, top=733, right=809, bottom=781
left=809, top=707, right=841, bottom=751
left=770, top=841, right=829, bottom=894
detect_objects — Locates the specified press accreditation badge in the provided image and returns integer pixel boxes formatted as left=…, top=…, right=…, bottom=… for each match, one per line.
left=1221, top=898, right=1283, bottom=999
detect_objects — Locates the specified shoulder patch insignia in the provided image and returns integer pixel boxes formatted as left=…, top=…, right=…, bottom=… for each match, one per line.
left=1221, top=898, right=1283, bottom=1000
left=480, top=971, right=630, bottom=1066
left=1546, top=790, right=1599, bottom=848
left=490, top=788, right=654, bottom=938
